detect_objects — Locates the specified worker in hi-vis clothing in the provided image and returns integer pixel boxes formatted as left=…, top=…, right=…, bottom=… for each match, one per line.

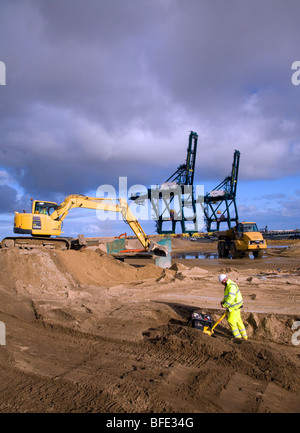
left=219, top=274, right=248, bottom=340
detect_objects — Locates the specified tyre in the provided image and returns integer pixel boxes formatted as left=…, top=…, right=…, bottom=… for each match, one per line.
left=229, top=242, right=240, bottom=259
left=253, top=249, right=263, bottom=259
left=218, top=241, right=225, bottom=258
left=223, top=245, right=229, bottom=257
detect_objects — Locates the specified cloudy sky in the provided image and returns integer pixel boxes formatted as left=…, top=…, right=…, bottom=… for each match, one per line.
left=0, top=0, right=300, bottom=239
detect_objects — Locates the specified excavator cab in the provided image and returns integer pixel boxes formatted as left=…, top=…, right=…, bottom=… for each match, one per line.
left=14, top=200, right=62, bottom=236
left=33, top=201, right=58, bottom=216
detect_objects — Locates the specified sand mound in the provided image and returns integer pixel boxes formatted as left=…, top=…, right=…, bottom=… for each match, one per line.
left=176, top=266, right=209, bottom=280
left=169, top=262, right=208, bottom=280
left=0, top=248, right=164, bottom=292
left=245, top=312, right=297, bottom=344
left=0, top=248, right=165, bottom=324
left=170, top=262, right=190, bottom=272
left=0, top=248, right=72, bottom=295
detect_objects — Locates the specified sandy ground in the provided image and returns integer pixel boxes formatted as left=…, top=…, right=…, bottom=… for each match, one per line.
left=0, top=237, right=299, bottom=413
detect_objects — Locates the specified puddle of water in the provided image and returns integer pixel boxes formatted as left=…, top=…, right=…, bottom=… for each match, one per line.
left=173, top=245, right=283, bottom=260
left=172, top=252, right=218, bottom=259
left=257, top=272, right=300, bottom=280
left=268, top=245, right=289, bottom=249
left=173, top=251, right=267, bottom=260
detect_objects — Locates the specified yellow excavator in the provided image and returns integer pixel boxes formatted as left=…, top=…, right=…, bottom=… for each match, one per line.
left=1, top=194, right=167, bottom=256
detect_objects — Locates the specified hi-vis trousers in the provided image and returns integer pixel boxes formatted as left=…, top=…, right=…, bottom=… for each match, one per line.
left=227, top=309, right=248, bottom=339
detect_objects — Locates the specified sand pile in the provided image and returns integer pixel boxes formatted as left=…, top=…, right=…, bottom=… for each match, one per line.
left=169, top=262, right=209, bottom=280
left=0, top=247, right=164, bottom=291
left=0, top=248, right=165, bottom=325
left=245, top=313, right=296, bottom=344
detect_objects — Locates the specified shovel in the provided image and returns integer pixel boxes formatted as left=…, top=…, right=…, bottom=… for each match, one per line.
left=202, top=311, right=227, bottom=336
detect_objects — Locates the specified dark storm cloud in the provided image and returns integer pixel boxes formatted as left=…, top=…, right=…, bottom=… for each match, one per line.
left=0, top=0, right=300, bottom=204
left=0, top=184, right=18, bottom=212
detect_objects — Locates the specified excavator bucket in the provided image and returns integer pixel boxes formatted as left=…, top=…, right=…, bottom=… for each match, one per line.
left=154, top=238, right=172, bottom=268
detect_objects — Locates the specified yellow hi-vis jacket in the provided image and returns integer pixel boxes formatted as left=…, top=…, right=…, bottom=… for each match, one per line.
left=222, top=279, right=243, bottom=312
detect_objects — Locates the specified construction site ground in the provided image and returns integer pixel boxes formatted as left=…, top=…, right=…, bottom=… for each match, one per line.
left=0, top=237, right=299, bottom=413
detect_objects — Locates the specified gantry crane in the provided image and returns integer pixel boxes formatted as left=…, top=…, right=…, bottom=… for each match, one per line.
left=131, top=133, right=240, bottom=235
left=152, top=131, right=199, bottom=234
left=204, top=150, right=240, bottom=231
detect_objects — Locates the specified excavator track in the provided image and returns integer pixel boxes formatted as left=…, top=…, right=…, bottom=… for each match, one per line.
left=1, top=236, right=72, bottom=250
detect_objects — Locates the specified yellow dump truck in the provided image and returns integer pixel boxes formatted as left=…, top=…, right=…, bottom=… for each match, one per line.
left=216, top=222, right=267, bottom=259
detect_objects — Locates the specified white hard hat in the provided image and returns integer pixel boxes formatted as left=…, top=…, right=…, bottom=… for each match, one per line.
left=219, top=274, right=227, bottom=283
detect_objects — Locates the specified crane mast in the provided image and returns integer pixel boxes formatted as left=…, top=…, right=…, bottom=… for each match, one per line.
left=204, top=150, right=240, bottom=232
